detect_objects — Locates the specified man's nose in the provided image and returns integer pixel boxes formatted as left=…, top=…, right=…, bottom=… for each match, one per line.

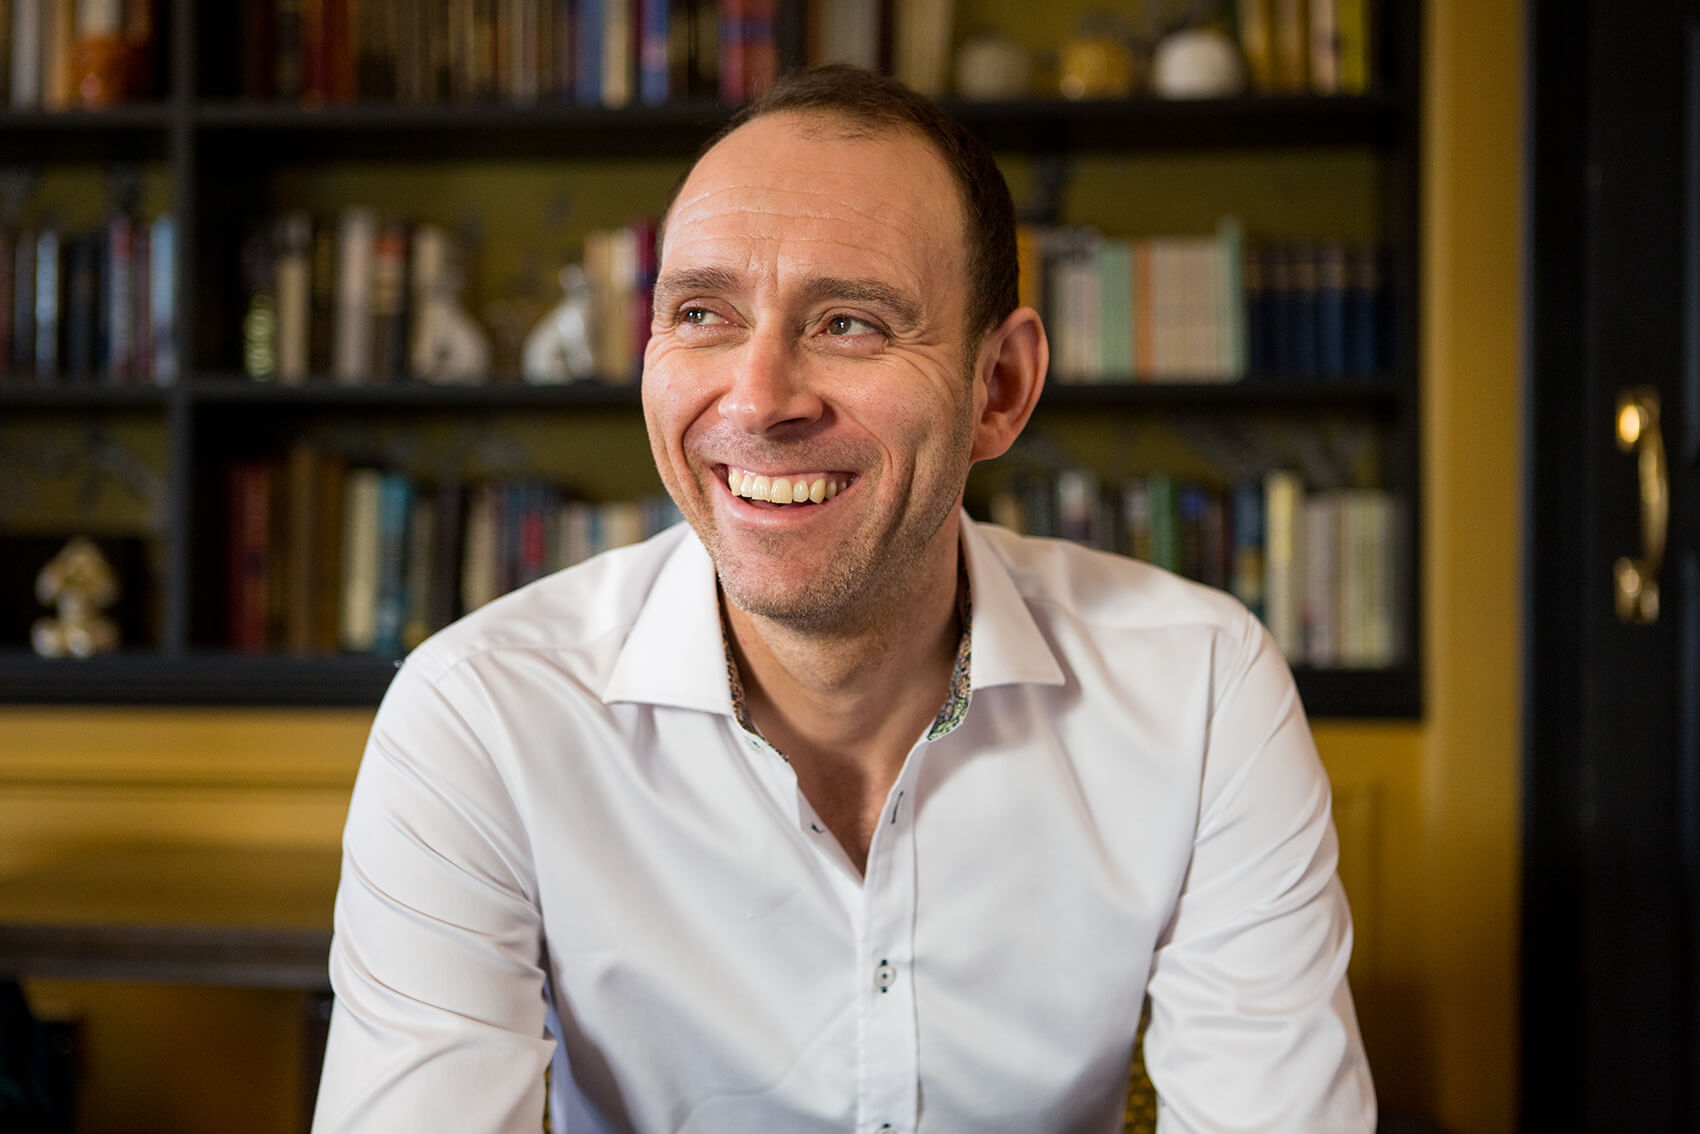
left=717, top=324, right=824, bottom=435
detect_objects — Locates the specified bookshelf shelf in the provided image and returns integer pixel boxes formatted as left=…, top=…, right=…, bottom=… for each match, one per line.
left=0, top=384, right=173, bottom=409
left=1036, top=379, right=1404, bottom=411
left=183, top=375, right=644, bottom=409
left=0, top=648, right=1418, bottom=717
left=0, top=105, right=174, bottom=160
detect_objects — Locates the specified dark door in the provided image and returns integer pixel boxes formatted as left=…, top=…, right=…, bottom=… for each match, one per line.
left=1524, top=0, right=1700, bottom=1130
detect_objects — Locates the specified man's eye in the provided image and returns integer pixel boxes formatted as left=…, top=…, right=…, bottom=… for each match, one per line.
left=681, top=307, right=725, bottom=325
left=826, top=314, right=877, bottom=336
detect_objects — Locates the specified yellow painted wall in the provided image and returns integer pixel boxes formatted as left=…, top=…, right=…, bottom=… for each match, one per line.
left=0, top=0, right=1525, bottom=1129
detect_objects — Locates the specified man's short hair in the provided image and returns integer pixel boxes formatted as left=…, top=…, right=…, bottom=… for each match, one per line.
left=667, top=65, right=1020, bottom=351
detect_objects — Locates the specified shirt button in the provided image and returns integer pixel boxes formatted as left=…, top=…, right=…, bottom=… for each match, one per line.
left=875, top=960, right=897, bottom=993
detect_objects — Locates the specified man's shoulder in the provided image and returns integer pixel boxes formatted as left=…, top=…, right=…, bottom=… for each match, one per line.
left=400, top=523, right=696, bottom=684
left=969, top=520, right=1253, bottom=639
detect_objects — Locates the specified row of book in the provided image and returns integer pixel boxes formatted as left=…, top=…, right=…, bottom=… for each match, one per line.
left=0, top=213, right=177, bottom=385
left=1237, top=0, right=1379, bottom=96
left=241, top=208, right=656, bottom=385
left=241, top=0, right=779, bottom=108
left=227, top=445, right=681, bottom=655
left=5, top=0, right=160, bottom=109
left=985, top=466, right=1404, bottom=669
left=1022, top=223, right=1388, bottom=385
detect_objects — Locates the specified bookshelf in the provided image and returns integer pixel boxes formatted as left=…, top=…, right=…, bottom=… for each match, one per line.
left=0, top=0, right=1422, bottom=719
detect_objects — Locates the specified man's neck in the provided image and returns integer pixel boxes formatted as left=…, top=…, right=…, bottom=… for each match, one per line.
left=723, top=531, right=964, bottom=871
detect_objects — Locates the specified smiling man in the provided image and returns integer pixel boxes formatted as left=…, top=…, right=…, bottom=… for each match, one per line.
left=314, top=66, right=1375, bottom=1134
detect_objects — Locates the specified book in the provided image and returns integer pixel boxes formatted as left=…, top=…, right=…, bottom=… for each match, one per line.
left=1301, top=490, right=1339, bottom=666
left=12, top=228, right=33, bottom=377
left=10, top=0, right=38, bottom=107
left=1229, top=478, right=1265, bottom=620
left=339, top=468, right=384, bottom=652
left=332, top=205, right=376, bottom=383
left=1237, top=0, right=1275, bottom=92
left=1146, top=472, right=1178, bottom=573
left=43, top=0, right=74, bottom=110
left=228, top=460, right=275, bottom=652
left=602, top=0, right=632, bottom=106
left=574, top=0, right=602, bottom=103
left=894, top=0, right=951, bottom=97
left=33, top=227, right=60, bottom=380
left=1316, top=240, right=1348, bottom=378
left=1308, top=0, right=1339, bottom=94
left=104, top=210, right=134, bottom=383
left=716, top=0, right=742, bottom=101
left=0, top=227, right=11, bottom=375
left=1336, top=0, right=1370, bottom=93
left=283, top=440, right=321, bottom=654
left=1216, top=217, right=1247, bottom=380
left=274, top=211, right=312, bottom=385
left=1262, top=468, right=1305, bottom=661
left=1097, top=238, right=1134, bottom=379
left=275, top=0, right=304, bottom=98
left=1271, top=0, right=1309, bottom=93
left=313, top=449, right=346, bottom=651
left=0, top=0, right=13, bottom=103
left=130, top=220, right=149, bottom=384
left=369, top=217, right=409, bottom=382
left=1346, top=244, right=1383, bottom=376
left=240, top=228, right=277, bottom=380
left=402, top=487, right=437, bottom=650
left=639, top=0, right=670, bottom=104
left=63, top=231, right=98, bottom=378
left=741, top=0, right=775, bottom=97
left=148, top=213, right=175, bottom=383
left=372, top=470, right=414, bottom=656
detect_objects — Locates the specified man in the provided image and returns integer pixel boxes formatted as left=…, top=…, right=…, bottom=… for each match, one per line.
left=314, top=66, right=1375, bottom=1133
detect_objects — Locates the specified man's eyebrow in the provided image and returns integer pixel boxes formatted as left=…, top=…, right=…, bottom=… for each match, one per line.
left=651, top=266, right=745, bottom=309
left=794, top=277, right=923, bottom=332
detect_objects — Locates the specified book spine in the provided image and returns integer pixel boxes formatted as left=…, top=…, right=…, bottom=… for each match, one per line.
left=638, top=0, right=668, bottom=103
left=716, top=0, right=742, bottom=101
left=372, top=470, right=413, bottom=656
left=284, top=440, right=319, bottom=654
left=1147, top=472, right=1178, bottom=573
left=313, top=452, right=346, bottom=651
left=105, top=211, right=134, bottom=383
left=0, top=227, right=11, bottom=377
left=0, top=0, right=14, bottom=105
left=276, top=0, right=305, bottom=98
left=148, top=214, right=175, bottom=384
left=130, top=222, right=149, bottom=384
left=1290, top=242, right=1319, bottom=376
left=11, top=0, right=39, bottom=107
left=64, top=232, right=96, bottom=378
left=574, top=0, right=602, bottom=103
left=339, top=467, right=383, bottom=652
left=402, top=488, right=437, bottom=649
left=274, top=211, right=312, bottom=384
left=1229, top=477, right=1265, bottom=620
left=332, top=205, right=376, bottom=384
left=228, top=460, right=274, bottom=652
left=1308, top=0, right=1339, bottom=94
left=368, top=217, right=408, bottom=382
left=1316, top=240, right=1347, bottom=378
left=1262, top=468, right=1305, bottom=662
left=741, top=0, right=774, bottom=96
left=240, top=228, right=277, bottom=380
left=12, top=230, right=34, bottom=376
left=1336, top=0, right=1370, bottom=93
left=34, top=229, right=60, bottom=380
left=1271, top=0, right=1309, bottom=93
left=1237, top=0, right=1275, bottom=92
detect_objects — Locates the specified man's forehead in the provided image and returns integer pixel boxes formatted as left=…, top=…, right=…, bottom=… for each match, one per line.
left=664, top=112, right=961, bottom=243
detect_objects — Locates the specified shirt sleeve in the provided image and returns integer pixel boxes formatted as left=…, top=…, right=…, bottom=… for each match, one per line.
left=1142, top=608, right=1377, bottom=1133
left=312, top=660, right=555, bottom=1134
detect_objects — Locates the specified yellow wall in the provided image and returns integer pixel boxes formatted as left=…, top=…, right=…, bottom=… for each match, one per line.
left=0, top=0, right=1525, bottom=1129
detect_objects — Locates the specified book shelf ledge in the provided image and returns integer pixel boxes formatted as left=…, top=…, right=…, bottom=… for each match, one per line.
left=0, top=383, right=174, bottom=409
left=185, top=375, right=643, bottom=409
left=0, top=650, right=1419, bottom=717
left=1037, top=378, right=1405, bottom=410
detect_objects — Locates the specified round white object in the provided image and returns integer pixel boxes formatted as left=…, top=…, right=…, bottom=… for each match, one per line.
left=1151, top=29, right=1246, bottom=99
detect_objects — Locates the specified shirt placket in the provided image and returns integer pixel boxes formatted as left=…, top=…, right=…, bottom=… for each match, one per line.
left=855, top=755, right=921, bottom=1134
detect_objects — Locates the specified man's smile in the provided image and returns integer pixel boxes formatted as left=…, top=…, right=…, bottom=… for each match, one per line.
left=722, top=466, right=856, bottom=507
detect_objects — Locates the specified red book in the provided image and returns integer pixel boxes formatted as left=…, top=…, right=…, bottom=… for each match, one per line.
left=228, top=461, right=275, bottom=652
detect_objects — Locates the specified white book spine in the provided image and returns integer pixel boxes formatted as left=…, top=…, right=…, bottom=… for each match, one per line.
left=333, top=207, right=377, bottom=385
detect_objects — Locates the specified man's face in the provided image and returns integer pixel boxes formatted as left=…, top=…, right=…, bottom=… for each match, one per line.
left=642, top=112, right=982, bottom=631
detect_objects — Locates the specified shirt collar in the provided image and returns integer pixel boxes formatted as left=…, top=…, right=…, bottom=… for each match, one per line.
left=601, top=512, right=1065, bottom=714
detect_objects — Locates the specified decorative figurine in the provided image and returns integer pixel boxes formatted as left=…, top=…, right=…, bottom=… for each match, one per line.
left=409, top=224, right=491, bottom=384
left=1152, top=27, right=1246, bottom=99
left=521, top=264, right=597, bottom=384
left=32, top=537, right=121, bottom=658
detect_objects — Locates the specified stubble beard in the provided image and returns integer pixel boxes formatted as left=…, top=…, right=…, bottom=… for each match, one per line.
left=706, top=400, right=976, bottom=637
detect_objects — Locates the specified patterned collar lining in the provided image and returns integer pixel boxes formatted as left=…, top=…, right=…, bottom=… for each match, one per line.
left=721, top=562, right=975, bottom=750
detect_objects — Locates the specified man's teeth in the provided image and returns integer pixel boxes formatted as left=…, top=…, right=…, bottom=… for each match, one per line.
left=726, top=468, right=846, bottom=505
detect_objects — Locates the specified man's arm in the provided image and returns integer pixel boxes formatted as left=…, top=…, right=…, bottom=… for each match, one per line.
left=1142, top=609, right=1376, bottom=1132
left=313, top=663, right=554, bottom=1134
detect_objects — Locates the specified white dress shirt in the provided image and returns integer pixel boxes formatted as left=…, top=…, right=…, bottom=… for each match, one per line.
left=314, top=512, right=1375, bottom=1134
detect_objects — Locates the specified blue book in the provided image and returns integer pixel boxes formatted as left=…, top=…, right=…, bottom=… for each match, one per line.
left=639, top=0, right=671, bottom=104
left=1290, top=243, right=1319, bottom=377
left=1316, top=242, right=1348, bottom=378
left=1230, top=479, right=1266, bottom=620
left=1347, top=245, right=1383, bottom=377
left=575, top=0, right=604, bottom=104
left=372, top=472, right=415, bottom=656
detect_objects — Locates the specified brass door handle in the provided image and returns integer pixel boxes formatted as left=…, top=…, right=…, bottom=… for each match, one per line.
left=1614, top=387, right=1669, bottom=624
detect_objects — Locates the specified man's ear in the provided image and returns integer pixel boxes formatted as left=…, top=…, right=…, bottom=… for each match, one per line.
left=970, top=306, right=1048, bottom=464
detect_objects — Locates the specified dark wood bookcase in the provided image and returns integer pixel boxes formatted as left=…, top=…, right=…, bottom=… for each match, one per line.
left=0, top=0, right=1422, bottom=717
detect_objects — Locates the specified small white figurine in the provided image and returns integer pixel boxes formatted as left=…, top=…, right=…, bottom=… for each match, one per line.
left=409, top=224, right=491, bottom=384
left=32, top=537, right=121, bottom=658
left=522, top=264, right=597, bottom=384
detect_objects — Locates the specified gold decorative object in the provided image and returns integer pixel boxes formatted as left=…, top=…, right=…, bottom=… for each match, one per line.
left=32, top=537, right=121, bottom=658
